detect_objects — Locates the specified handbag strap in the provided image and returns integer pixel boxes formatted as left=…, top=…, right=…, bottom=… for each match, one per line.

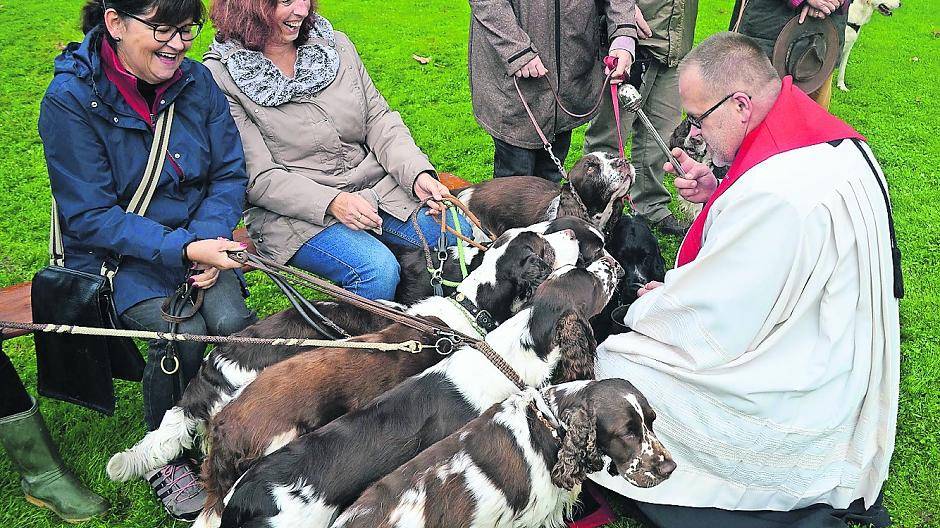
left=49, top=103, right=176, bottom=269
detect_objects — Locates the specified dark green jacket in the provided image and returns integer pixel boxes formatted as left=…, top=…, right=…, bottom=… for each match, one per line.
left=639, top=0, right=699, bottom=67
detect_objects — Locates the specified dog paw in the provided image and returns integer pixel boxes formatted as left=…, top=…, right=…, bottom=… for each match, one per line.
left=838, top=84, right=849, bottom=92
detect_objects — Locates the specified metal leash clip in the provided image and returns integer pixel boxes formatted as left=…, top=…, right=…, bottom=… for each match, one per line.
left=226, top=249, right=249, bottom=264
left=433, top=331, right=462, bottom=356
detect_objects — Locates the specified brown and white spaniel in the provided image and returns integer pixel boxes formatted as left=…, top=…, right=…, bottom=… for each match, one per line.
left=457, top=152, right=635, bottom=240
left=215, top=254, right=623, bottom=528
left=334, top=378, right=675, bottom=528
left=192, top=227, right=591, bottom=526
left=107, top=223, right=579, bottom=486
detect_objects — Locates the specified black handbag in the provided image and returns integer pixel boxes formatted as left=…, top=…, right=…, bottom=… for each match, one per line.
left=33, top=103, right=176, bottom=415
left=33, top=266, right=144, bottom=414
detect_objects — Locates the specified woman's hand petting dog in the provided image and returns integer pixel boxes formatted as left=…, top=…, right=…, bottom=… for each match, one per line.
left=665, top=147, right=719, bottom=204
left=413, top=171, right=451, bottom=214
left=328, top=191, right=383, bottom=230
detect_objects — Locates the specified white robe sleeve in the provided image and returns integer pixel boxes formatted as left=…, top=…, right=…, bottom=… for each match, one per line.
left=622, top=189, right=811, bottom=371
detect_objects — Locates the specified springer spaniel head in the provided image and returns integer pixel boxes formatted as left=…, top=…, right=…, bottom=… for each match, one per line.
left=568, top=152, right=636, bottom=235
left=544, top=379, right=675, bottom=490
left=543, top=216, right=607, bottom=268
left=460, top=228, right=581, bottom=325
left=529, top=253, right=623, bottom=382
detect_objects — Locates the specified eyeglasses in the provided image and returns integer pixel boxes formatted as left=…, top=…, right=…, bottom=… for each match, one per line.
left=116, top=9, right=203, bottom=43
left=687, top=92, right=741, bottom=129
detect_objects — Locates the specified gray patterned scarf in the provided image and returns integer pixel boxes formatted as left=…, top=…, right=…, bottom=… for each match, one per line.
left=210, top=15, right=340, bottom=107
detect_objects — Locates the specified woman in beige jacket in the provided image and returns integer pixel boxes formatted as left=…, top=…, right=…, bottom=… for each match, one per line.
left=204, top=0, right=469, bottom=299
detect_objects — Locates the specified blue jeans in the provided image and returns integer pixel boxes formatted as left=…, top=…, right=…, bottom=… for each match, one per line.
left=289, top=206, right=473, bottom=300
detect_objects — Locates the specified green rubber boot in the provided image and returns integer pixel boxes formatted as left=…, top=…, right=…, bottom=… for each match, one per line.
left=0, top=398, right=109, bottom=523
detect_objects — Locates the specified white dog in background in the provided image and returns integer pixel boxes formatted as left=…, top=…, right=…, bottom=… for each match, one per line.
left=837, top=0, right=902, bottom=91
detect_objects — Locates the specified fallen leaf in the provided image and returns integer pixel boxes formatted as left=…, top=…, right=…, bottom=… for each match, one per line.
left=55, top=42, right=67, bottom=51
left=911, top=56, right=920, bottom=62
left=932, top=29, right=940, bottom=38
left=412, top=54, right=431, bottom=65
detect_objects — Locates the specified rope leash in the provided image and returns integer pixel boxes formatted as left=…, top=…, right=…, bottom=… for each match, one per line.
left=0, top=320, right=428, bottom=353
left=226, top=251, right=479, bottom=355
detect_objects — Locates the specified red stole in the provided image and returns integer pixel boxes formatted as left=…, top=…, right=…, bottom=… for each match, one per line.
left=676, top=76, right=865, bottom=267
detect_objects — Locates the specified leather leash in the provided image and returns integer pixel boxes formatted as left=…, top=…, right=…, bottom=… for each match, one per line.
left=513, top=65, right=616, bottom=178
left=225, top=250, right=478, bottom=355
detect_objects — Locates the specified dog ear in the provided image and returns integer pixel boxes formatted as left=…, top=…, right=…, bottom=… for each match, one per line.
left=551, top=402, right=604, bottom=490
left=550, top=310, right=598, bottom=383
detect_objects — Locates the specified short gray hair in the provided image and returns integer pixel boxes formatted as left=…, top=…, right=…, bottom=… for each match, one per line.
left=679, top=32, right=779, bottom=96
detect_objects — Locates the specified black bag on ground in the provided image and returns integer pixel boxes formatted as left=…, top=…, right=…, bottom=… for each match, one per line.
left=32, top=266, right=144, bottom=415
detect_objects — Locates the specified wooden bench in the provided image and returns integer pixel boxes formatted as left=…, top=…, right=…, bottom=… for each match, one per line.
left=0, top=173, right=472, bottom=339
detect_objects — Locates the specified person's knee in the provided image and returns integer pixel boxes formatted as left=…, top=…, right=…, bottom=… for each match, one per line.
left=208, top=306, right=257, bottom=337
left=350, top=251, right=401, bottom=300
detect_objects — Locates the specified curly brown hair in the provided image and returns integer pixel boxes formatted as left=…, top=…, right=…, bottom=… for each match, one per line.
left=210, top=0, right=318, bottom=51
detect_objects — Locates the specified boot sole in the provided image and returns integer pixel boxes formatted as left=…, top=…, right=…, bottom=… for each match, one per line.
left=24, top=494, right=99, bottom=524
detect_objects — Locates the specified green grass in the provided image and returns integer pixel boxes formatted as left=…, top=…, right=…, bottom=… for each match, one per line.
left=1, top=0, right=937, bottom=526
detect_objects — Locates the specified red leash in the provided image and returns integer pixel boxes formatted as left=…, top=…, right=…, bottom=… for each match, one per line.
left=603, top=55, right=626, bottom=160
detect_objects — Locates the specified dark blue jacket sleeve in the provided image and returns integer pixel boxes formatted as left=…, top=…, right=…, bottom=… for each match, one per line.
left=39, top=91, right=195, bottom=268
left=186, top=77, right=248, bottom=240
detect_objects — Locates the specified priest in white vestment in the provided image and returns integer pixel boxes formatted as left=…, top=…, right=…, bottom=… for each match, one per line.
left=590, top=32, right=901, bottom=527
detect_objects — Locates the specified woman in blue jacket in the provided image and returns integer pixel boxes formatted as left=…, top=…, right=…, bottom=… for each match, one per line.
left=34, top=0, right=256, bottom=521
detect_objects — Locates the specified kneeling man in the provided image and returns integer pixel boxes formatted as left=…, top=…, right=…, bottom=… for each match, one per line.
left=592, top=32, right=900, bottom=528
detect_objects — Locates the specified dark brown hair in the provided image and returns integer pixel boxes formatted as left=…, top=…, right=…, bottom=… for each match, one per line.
left=211, top=0, right=318, bottom=51
left=81, top=0, right=204, bottom=34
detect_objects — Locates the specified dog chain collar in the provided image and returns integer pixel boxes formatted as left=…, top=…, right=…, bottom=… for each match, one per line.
left=449, top=292, right=497, bottom=335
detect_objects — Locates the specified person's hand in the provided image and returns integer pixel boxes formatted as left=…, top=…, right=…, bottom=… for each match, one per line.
left=514, top=55, right=548, bottom=78
left=799, top=0, right=835, bottom=22
left=185, top=238, right=246, bottom=270
left=636, top=281, right=663, bottom=298
left=189, top=264, right=220, bottom=289
left=635, top=7, right=653, bottom=39
left=664, top=147, right=719, bottom=204
left=606, top=49, right=634, bottom=84
left=413, top=171, right=452, bottom=214
left=328, top=192, right=383, bottom=230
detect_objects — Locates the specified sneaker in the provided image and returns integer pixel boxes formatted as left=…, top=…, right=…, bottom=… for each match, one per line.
left=145, top=458, right=206, bottom=522
left=653, top=214, right=690, bottom=236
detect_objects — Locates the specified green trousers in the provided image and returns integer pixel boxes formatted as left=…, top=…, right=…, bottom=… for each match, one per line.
left=584, top=58, right=681, bottom=223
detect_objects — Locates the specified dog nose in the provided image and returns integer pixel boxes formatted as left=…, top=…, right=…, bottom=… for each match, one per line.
left=655, top=459, right=677, bottom=478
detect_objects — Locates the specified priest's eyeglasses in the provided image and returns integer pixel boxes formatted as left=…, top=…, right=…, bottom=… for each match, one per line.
left=687, top=92, right=747, bottom=129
